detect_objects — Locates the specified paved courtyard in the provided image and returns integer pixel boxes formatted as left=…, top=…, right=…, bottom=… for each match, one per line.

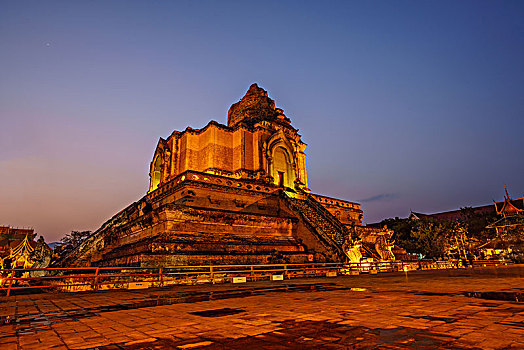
left=1, top=265, right=523, bottom=349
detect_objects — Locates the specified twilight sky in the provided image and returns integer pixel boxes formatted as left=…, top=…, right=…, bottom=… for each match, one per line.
left=1, top=1, right=523, bottom=242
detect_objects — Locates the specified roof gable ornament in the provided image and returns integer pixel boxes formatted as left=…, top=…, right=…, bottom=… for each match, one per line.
left=494, top=185, right=524, bottom=217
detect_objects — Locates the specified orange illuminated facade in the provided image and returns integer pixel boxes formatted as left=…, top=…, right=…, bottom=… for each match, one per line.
left=149, top=84, right=309, bottom=194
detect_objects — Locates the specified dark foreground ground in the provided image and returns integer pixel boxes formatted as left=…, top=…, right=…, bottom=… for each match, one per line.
left=0, top=265, right=523, bottom=350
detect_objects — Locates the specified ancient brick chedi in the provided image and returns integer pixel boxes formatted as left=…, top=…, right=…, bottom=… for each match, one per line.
left=66, top=84, right=365, bottom=267
left=149, top=84, right=309, bottom=193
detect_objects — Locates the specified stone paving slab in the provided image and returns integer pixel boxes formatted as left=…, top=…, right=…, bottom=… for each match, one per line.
left=0, top=265, right=523, bottom=349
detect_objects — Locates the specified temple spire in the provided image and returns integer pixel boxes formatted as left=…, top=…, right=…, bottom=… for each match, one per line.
left=504, top=184, right=511, bottom=200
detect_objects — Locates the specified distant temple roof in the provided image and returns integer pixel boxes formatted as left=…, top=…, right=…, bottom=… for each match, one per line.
left=409, top=205, right=494, bottom=222
left=406, top=187, right=523, bottom=222
left=227, top=83, right=292, bottom=128
left=0, top=226, right=36, bottom=264
left=494, top=186, right=524, bottom=217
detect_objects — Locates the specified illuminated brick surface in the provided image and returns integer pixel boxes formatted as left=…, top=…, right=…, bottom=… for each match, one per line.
left=1, top=266, right=523, bottom=349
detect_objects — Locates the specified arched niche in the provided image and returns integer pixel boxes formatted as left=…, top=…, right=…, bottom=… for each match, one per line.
left=150, top=155, right=162, bottom=192
left=271, top=146, right=295, bottom=188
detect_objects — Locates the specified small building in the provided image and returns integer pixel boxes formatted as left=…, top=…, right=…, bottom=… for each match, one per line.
left=0, top=226, right=37, bottom=269
left=406, top=187, right=523, bottom=261
left=482, top=188, right=524, bottom=261
left=493, top=187, right=524, bottom=217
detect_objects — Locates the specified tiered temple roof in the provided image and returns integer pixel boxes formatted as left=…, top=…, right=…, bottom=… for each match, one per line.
left=494, top=186, right=524, bottom=217
left=0, top=226, right=37, bottom=269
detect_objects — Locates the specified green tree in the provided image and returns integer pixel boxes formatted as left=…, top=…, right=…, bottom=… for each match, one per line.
left=59, top=230, right=91, bottom=253
left=380, top=217, right=416, bottom=253
left=459, top=207, right=497, bottom=241
left=380, top=217, right=470, bottom=259
left=410, top=219, right=448, bottom=259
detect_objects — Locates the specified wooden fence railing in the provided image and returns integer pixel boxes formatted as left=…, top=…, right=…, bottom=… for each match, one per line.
left=0, top=260, right=512, bottom=297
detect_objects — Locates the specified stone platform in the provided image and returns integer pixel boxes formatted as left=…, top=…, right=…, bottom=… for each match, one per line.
left=1, top=265, right=523, bottom=349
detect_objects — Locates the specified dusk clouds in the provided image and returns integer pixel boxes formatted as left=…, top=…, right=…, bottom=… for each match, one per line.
left=359, top=194, right=400, bottom=203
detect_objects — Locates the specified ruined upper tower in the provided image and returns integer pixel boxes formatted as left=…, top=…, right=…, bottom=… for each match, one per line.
left=227, top=83, right=291, bottom=128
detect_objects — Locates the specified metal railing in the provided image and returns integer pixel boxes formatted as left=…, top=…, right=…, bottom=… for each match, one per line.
left=0, top=260, right=512, bottom=297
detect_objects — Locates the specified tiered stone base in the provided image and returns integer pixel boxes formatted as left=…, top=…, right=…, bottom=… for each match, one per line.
left=66, top=173, right=342, bottom=267
left=95, top=205, right=311, bottom=266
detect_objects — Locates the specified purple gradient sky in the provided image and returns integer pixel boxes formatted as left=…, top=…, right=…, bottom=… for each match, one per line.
left=1, top=1, right=523, bottom=242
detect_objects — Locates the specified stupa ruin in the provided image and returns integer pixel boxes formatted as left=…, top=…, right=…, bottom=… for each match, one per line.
left=65, top=84, right=395, bottom=267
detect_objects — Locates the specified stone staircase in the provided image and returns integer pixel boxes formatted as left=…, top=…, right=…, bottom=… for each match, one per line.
left=283, top=193, right=353, bottom=262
